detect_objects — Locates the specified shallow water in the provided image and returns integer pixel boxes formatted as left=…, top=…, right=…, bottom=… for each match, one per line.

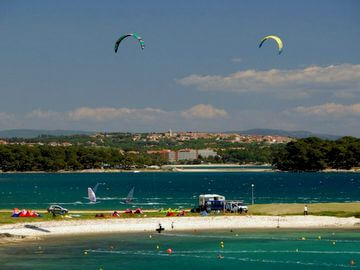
left=0, top=172, right=360, bottom=210
left=1, top=230, right=360, bottom=269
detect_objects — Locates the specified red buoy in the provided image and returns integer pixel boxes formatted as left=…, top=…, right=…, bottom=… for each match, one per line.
left=167, top=248, right=173, bottom=254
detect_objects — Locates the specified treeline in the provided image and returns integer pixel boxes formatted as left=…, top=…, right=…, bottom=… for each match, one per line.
left=4, top=137, right=358, bottom=172
left=0, top=145, right=166, bottom=172
left=7, top=133, right=283, bottom=152
left=175, top=144, right=283, bottom=165
left=272, top=137, right=360, bottom=171
left=218, top=143, right=282, bottom=164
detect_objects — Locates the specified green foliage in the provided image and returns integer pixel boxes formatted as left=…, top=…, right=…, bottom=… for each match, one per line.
left=0, top=145, right=166, bottom=172
left=218, top=143, right=283, bottom=164
left=272, top=137, right=360, bottom=171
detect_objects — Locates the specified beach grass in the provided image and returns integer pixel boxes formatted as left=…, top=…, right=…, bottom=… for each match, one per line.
left=248, top=202, right=360, bottom=217
left=1, top=203, right=359, bottom=225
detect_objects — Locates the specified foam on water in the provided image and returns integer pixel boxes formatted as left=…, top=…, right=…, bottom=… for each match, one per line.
left=85, top=249, right=355, bottom=268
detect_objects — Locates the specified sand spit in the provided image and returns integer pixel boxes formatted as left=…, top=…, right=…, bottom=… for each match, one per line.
left=0, top=216, right=359, bottom=243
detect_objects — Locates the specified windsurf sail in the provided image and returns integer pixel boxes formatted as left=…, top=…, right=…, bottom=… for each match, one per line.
left=93, top=182, right=106, bottom=193
left=88, top=187, right=96, bottom=203
left=125, top=187, right=135, bottom=203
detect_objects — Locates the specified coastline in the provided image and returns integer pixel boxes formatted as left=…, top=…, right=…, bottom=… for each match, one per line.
left=1, top=168, right=359, bottom=174
left=1, top=215, right=359, bottom=244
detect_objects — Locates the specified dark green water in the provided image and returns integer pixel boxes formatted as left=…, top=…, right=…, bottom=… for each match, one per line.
left=1, top=172, right=360, bottom=210
left=1, top=230, right=360, bottom=269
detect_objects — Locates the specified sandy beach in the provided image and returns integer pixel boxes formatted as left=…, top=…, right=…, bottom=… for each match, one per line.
left=1, top=215, right=359, bottom=244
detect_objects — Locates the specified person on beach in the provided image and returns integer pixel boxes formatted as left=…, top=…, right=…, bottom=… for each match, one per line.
left=304, top=205, right=308, bottom=215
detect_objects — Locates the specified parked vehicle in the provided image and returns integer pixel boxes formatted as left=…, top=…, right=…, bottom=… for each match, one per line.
left=47, top=205, right=68, bottom=215
left=225, top=201, right=248, bottom=213
left=198, top=194, right=226, bottom=212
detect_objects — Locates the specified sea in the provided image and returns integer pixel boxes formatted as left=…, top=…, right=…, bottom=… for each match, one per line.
left=1, top=230, right=360, bottom=269
left=0, top=172, right=359, bottom=210
left=1, top=172, right=360, bottom=269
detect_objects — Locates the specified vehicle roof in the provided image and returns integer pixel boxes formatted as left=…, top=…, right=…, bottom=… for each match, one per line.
left=199, top=194, right=224, bottom=197
left=49, top=204, right=65, bottom=208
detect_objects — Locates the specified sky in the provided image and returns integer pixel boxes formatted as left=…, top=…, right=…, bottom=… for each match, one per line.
left=0, top=0, right=360, bottom=136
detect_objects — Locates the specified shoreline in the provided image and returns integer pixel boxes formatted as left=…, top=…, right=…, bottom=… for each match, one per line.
left=1, top=168, right=360, bottom=174
left=1, top=215, right=359, bottom=245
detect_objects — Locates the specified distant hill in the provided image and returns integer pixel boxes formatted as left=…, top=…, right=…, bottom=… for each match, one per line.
left=0, top=129, right=93, bottom=139
left=228, top=129, right=342, bottom=140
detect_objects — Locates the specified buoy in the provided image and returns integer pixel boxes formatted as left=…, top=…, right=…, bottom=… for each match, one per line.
left=295, top=248, right=299, bottom=252
left=236, top=234, right=239, bottom=236
left=84, top=251, right=88, bottom=255
left=167, top=248, right=173, bottom=254
left=149, top=235, right=152, bottom=239
left=318, top=236, right=321, bottom=240
left=350, top=259, right=356, bottom=266
left=301, top=237, right=306, bottom=241
left=332, top=241, right=336, bottom=245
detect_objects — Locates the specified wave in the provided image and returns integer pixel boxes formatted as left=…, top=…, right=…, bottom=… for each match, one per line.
left=97, top=197, right=124, bottom=201
left=85, top=249, right=354, bottom=268
left=174, top=250, right=360, bottom=255
left=49, top=201, right=83, bottom=205
left=161, top=233, right=360, bottom=243
left=130, top=202, right=165, bottom=205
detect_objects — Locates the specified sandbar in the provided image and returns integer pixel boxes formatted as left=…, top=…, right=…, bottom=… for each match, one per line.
left=1, top=215, right=359, bottom=244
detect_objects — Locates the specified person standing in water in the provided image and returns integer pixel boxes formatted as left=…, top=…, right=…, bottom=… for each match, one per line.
left=304, top=205, right=308, bottom=216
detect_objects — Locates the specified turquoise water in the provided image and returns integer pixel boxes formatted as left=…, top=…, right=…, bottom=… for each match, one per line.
left=1, top=230, right=360, bottom=269
left=0, top=172, right=360, bottom=210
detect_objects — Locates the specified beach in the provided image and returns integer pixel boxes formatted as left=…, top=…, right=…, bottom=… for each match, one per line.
left=1, top=215, right=359, bottom=244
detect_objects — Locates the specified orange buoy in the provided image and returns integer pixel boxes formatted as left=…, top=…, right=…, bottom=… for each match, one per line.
left=167, top=248, right=173, bottom=254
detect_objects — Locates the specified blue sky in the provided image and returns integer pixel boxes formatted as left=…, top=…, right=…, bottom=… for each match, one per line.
left=0, top=1, right=360, bottom=135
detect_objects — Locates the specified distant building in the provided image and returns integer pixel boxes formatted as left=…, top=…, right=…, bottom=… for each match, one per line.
left=169, top=151, right=177, bottom=162
left=147, top=150, right=171, bottom=160
left=177, top=149, right=197, bottom=161
left=149, top=148, right=218, bottom=162
left=197, top=149, right=217, bottom=158
left=0, top=140, right=7, bottom=145
left=62, top=142, right=72, bottom=147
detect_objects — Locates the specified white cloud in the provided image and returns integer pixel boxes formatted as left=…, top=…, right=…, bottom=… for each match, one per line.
left=177, top=64, right=360, bottom=98
left=231, top=58, right=242, bottom=63
left=28, top=106, right=228, bottom=122
left=0, top=112, right=17, bottom=129
left=68, top=107, right=167, bottom=121
left=293, top=103, right=360, bottom=116
left=0, top=112, right=14, bottom=121
left=181, top=104, right=228, bottom=119
left=26, top=107, right=167, bottom=122
left=27, top=109, right=62, bottom=119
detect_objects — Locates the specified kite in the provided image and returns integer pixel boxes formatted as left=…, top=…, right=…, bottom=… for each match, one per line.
left=114, top=33, right=145, bottom=53
left=259, top=35, right=283, bottom=54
